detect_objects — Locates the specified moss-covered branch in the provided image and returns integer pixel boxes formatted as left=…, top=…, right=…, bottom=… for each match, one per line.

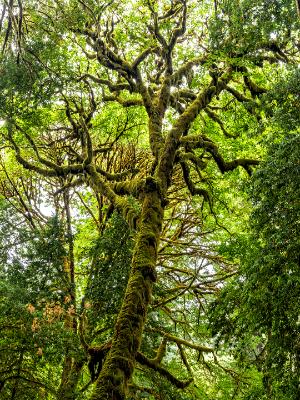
left=170, top=56, right=208, bottom=85
left=153, top=336, right=168, bottom=364
left=78, top=73, right=131, bottom=92
left=132, top=46, right=160, bottom=70
left=15, top=152, right=84, bottom=178
left=102, top=95, right=144, bottom=107
left=86, top=164, right=140, bottom=229
left=180, top=136, right=260, bottom=175
left=225, top=85, right=260, bottom=118
left=7, top=124, right=84, bottom=177
left=205, top=108, right=238, bottom=138
left=177, top=150, right=207, bottom=170
left=150, top=329, right=214, bottom=353
left=179, top=160, right=210, bottom=202
left=54, top=178, right=85, bottom=195
left=111, top=178, right=144, bottom=197
left=96, top=168, right=140, bottom=182
left=136, top=352, right=193, bottom=389
left=237, top=65, right=267, bottom=97
left=157, top=72, right=231, bottom=191
left=177, top=343, right=193, bottom=375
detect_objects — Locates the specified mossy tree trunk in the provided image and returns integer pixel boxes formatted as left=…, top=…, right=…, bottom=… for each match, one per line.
left=91, top=188, right=164, bottom=400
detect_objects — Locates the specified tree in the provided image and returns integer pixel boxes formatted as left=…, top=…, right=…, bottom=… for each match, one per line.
left=0, top=0, right=299, bottom=399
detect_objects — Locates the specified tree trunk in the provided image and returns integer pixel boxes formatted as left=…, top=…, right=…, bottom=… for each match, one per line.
left=91, top=187, right=164, bottom=399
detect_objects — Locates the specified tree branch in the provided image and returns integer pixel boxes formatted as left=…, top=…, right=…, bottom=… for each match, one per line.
left=180, top=136, right=260, bottom=175
left=136, top=352, right=193, bottom=389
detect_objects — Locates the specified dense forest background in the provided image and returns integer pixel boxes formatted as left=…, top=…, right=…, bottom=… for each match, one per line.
left=0, top=1, right=299, bottom=399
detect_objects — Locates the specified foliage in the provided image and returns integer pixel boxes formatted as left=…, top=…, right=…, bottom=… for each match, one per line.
left=85, top=212, right=133, bottom=329
left=0, top=210, right=74, bottom=399
left=210, top=134, right=300, bottom=399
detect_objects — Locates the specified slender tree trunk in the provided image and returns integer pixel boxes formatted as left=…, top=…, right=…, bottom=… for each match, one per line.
left=91, top=188, right=164, bottom=399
